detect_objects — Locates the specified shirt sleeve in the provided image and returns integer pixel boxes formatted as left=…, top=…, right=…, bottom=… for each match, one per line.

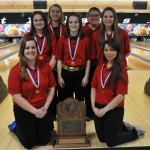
left=91, top=67, right=99, bottom=89
left=48, top=66, right=57, bottom=88
left=23, top=33, right=30, bottom=38
left=122, top=29, right=131, bottom=54
left=85, top=37, right=91, bottom=60
left=116, top=69, right=128, bottom=94
left=8, top=65, right=22, bottom=94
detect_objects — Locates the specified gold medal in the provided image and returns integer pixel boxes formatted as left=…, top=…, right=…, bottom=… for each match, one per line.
left=71, top=61, right=75, bottom=65
left=39, top=56, right=43, bottom=60
left=35, top=89, right=40, bottom=94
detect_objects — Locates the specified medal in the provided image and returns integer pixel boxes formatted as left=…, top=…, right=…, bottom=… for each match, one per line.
left=101, top=89, right=104, bottom=94
left=100, top=64, right=111, bottom=93
left=39, top=56, right=43, bottom=60
left=68, top=37, right=79, bottom=62
left=34, top=36, right=45, bottom=55
left=27, top=67, right=40, bottom=94
left=71, top=61, right=75, bottom=65
left=35, top=89, right=40, bottom=94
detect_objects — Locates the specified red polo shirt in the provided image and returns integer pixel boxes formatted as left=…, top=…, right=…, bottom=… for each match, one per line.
left=92, top=28, right=131, bottom=67
left=8, top=62, right=56, bottom=108
left=91, top=63, right=128, bottom=107
left=48, top=24, right=66, bottom=42
left=24, top=33, right=56, bottom=63
left=83, top=22, right=100, bottom=38
left=56, top=35, right=91, bottom=67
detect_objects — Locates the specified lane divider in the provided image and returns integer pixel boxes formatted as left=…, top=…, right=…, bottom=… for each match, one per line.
left=0, top=49, right=19, bottom=61
left=0, top=43, right=20, bottom=50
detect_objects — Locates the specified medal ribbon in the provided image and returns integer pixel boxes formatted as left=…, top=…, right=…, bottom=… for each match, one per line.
left=50, top=25, right=62, bottom=38
left=68, top=37, right=79, bottom=60
left=34, top=36, right=45, bottom=55
left=100, top=64, right=111, bottom=89
left=27, top=67, right=39, bottom=89
left=104, top=31, right=114, bottom=41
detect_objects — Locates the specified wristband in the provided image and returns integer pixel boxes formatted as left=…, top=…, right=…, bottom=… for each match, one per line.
left=92, top=106, right=96, bottom=109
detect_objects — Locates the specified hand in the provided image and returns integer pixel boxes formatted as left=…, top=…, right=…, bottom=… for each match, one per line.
left=42, top=106, right=48, bottom=113
left=34, top=107, right=47, bottom=118
left=82, top=76, right=88, bottom=87
left=58, top=76, right=65, bottom=88
left=93, top=107, right=99, bottom=117
left=97, top=108, right=106, bottom=117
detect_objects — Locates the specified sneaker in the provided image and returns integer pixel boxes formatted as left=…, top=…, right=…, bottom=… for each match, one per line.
left=123, top=122, right=134, bottom=131
left=8, top=121, right=16, bottom=132
left=86, top=116, right=91, bottom=121
left=135, top=127, right=145, bottom=137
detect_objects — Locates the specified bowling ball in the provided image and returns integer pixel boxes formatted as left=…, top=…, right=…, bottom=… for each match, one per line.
left=24, top=24, right=31, bottom=32
left=7, top=27, right=21, bottom=35
left=134, top=27, right=149, bottom=35
left=126, top=24, right=133, bottom=31
left=0, top=25, right=4, bottom=32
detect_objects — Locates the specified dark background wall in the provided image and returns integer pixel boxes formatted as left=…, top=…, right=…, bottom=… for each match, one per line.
left=0, top=12, right=150, bottom=24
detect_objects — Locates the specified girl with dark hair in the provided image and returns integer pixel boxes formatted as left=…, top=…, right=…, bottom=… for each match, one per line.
left=48, top=4, right=66, bottom=41
left=91, top=38, right=140, bottom=147
left=56, top=12, right=91, bottom=101
left=92, top=7, right=130, bottom=67
left=8, top=37, right=56, bottom=149
left=24, top=11, right=56, bottom=69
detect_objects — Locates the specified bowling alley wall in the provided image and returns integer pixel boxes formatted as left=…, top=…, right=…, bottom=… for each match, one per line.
left=0, top=12, right=150, bottom=40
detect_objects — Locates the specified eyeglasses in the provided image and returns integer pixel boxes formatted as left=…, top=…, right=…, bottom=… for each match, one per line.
left=88, top=14, right=100, bottom=17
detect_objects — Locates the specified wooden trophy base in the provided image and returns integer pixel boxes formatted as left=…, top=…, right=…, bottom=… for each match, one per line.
left=54, top=135, right=91, bottom=148
left=0, top=84, right=8, bottom=103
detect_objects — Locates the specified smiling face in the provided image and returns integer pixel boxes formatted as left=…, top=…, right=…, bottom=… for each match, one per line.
left=88, top=10, right=100, bottom=26
left=33, top=14, right=45, bottom=31
left=24, top=40, right=37, bottom=61
left=103, top=10, right=114, bottom=28
left=49, top=6, right=61, bottom=22
left=104, top=44, right=117, bottom=63
left=69, top=16, right=79, bottom=36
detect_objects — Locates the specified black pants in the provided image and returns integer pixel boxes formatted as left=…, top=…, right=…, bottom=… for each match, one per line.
left=61, top=69, right=85, bottom=101
left=14, top=105, right=52, bottom=149
left=84, top=64, right=96, bottom=118
left=94, top=103, right=138, bottom=147
left=50, top=70, right=58, bottom=117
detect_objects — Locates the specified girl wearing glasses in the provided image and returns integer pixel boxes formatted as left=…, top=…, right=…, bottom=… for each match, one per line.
left=83, top=7, right=101, bottom=121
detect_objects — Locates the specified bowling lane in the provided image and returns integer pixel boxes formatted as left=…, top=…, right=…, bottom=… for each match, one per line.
left=0, top=40, right=150, bottom=85
left=130, top=41, right=150, bottom=62
left=0, top=53, right=19, bottom=83
left=0, top=42, right=12, bottom=48
left=131, top=41, right=150, bottom=50
left=131, top=47, right=150, bottom=60
left=0, top=43, right=20, bottom=60
left=127, top=54, right=150, bottom=70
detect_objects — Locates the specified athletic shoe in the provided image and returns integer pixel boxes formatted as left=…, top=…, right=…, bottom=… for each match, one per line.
left=123, top=122, right=134, bottom=131
left=135, top=127, right=145, bottom=137
left=86, top=116, right=91, bottom=121
left=8, top=121, right=16, bottom=132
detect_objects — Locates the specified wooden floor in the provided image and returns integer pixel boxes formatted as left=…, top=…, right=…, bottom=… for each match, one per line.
left=127, top=55, right=150, bottom=70
left=0, top=42, right=150, bottom=149
left=131, top=41, right=150, bottom=50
